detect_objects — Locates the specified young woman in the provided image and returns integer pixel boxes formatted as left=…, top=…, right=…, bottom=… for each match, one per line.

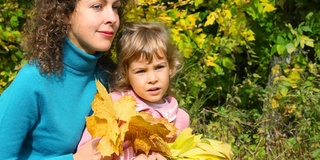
left=78, top=22, right=190, bottom=159
left=0, top=0, right=128, bottom=159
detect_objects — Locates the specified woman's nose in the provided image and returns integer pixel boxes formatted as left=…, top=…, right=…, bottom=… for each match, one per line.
left=103, top=7, right=118, bottom=24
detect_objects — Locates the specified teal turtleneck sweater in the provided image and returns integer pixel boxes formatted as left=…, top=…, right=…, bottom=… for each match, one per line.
left=0, top=38, right=103, bottom=159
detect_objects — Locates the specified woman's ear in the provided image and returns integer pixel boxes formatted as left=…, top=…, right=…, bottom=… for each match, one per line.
left=64, top=14, right=71, bottom=24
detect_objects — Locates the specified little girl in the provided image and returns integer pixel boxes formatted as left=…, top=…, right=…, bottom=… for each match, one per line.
left=78, top=22, right=190, bottom=159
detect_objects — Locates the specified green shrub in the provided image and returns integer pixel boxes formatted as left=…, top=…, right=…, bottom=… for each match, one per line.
left=0, top=0, right=31, bottom=93
left=1, top=0, right=320, bottom=159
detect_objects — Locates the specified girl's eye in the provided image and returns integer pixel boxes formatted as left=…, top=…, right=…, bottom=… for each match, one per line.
left=136, top=70, right=145, bottom=74
left=92, top=4, right=102, bottom=10
left=156, top=65, right=165, bottom=70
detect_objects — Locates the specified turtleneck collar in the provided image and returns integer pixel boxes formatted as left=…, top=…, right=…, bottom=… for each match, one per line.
left=63, top=38, right=103, bottom=74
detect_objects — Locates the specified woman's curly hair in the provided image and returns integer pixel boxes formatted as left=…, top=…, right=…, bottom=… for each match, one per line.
left=22, top=0, right=130, bottom=75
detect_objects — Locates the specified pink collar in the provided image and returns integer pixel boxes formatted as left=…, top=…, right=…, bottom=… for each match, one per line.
left=121, top=90, right=178, bottom=122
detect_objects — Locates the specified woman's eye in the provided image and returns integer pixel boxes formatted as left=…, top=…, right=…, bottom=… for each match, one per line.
left=113, top=2, right=121, bottom=11
left=112, top=6, right=120, bottom=11
left=92, top=4, right=102, bottom=10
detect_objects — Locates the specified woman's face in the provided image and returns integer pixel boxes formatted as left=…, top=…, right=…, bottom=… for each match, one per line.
left=67, top=0, right=121, bottom=54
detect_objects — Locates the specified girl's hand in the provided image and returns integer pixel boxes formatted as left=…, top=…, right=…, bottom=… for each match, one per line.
left=73, top=138, right=105, bottom=160
left=134, top=152, right=166, bottom=160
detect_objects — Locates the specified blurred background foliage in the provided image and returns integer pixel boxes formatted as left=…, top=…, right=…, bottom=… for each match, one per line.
left=0, top=0, right=31, bottom=93
left=1, top=0, right=320, bottom=159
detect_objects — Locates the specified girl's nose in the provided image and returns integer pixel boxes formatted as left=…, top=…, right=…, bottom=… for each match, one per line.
left=148, top=71, right=158, bottom=84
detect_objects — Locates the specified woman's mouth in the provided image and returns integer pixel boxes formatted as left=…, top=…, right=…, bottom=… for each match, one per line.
left=99, top=31, right=114, bottom=38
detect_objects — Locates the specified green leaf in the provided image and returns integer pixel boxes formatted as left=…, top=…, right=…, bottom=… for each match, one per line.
left=10, top=16, right=19, bottom=27
left=286, top=43, right=295, bottom=54
left=300, top=26, right=312, bottom=32
left=276, top=36, right=285, bottom=44
left=280, top=86, right=288, bottom=96
left=276, top=44, right=286, bottom=55
left=222, top=57, right=236, bottom=70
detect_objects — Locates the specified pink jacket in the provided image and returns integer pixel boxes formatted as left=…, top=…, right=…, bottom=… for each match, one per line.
left=78, top=90, right=190, bottom=159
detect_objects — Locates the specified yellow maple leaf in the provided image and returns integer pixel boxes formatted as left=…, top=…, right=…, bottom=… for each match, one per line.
left=86, top=80, right=138, bottom=156
left=125, top=113, right=177, bottom=157
left=86, top=79, right=178, bottom=157
left=87, top=80, right=234, bottom=159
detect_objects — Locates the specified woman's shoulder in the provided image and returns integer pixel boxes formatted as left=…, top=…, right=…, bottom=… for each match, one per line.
left=8, top=63, right=42, bottom=86
left=17, top=63, right=42, bottom=79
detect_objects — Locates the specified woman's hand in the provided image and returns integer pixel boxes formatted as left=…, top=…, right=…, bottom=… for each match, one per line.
left=73, top=138, right=104, bottom=160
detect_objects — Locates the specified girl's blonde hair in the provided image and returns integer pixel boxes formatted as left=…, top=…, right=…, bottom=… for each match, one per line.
left=112, top=22, right=183, bottom=95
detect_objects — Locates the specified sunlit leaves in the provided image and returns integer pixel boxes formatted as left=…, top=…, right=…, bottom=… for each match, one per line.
left=0, top=1, right=30, bottom=93
left=241, top=29, right=255, bottom=41
left=87, top=80, right=234, bottom=159
left=299, top=35, right=314, bottom=48
left=87, top=80, right=177, bottom=157
left=204, top=11, right=218, bottom=27
left=260, top=0, right=276, bottom=13
left=168, top=128, right=233, bottom=160
left=86, top=80, right=138, bottom=156
left=125, top=113, right=176, bottom=156
left=286, top=43, right=296, bottom=54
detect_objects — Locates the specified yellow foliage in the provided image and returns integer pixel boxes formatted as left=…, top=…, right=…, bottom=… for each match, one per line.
left=168, top=128, right=234, bottom=160
left=300, top=35, right=314, bottom=48
left=260, top=0, right=277, bottom=13
left=86, top=79, right=138, bottom=156
left=87, top=80, right=177, bottom=157
left=241, top=29, right=255, bottom=41
left=271, top=98, right=279, bottom=108
left=194, top=33, right=207, bottom=49
left=204, top=11, right=218, bottom=27
left=204, top=54, right=219, bottom=67
left=87, top=80, right=234, bottom=159
left=125, top=113, right=177, bottom=156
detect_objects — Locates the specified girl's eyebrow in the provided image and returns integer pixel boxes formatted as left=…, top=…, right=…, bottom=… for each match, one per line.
left=112, top=0, right=121, bottom=4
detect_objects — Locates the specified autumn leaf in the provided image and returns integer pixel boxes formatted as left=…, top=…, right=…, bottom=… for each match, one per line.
left=125, top=113, right=177, bottom=157
left=168, top=128, right=234, bottom=160
left=138, top=112, right=177, bottom=138
left=86, top=79, right=138, bottom=156
left=86, top=79, right=178, bottom=157
left=87, top=80, right=233, bottom=160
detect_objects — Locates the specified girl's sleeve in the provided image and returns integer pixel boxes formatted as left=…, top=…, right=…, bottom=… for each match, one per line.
left=77, top=128, right=93, bottom=150
left=0, top=67, right=40, bottom=159
left=116, top=146, right=136, bottom=160
left=173, top=108, right=190, bottom=132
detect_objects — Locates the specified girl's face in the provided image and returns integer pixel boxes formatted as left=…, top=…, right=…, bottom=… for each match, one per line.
left=67, top=0, right=120, bottom=54
left=128, top=53, right=171, bottom=104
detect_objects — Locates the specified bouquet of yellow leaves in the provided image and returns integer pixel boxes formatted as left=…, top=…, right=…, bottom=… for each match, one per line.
left=86, top=80, right=233, bottom=159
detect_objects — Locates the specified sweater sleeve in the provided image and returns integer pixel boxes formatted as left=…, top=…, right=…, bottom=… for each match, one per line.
left=0, top=66, right=41, bottom=159
left=46, top=154, right=74, bottom=160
